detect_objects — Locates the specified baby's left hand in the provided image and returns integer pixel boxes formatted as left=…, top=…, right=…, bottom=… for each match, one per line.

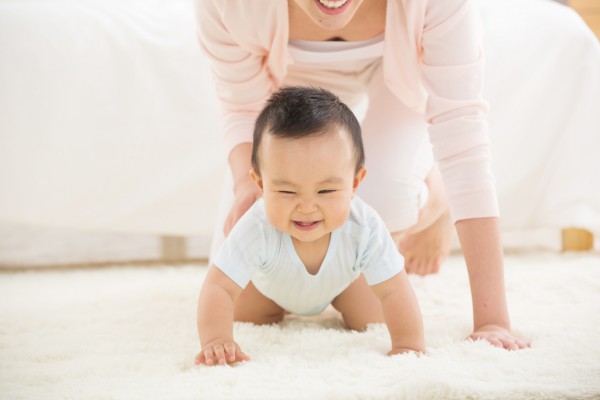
left=468, top=324, right=531, bottom=351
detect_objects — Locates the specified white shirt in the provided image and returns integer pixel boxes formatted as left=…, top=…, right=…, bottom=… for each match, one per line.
left=212, top=196, right=404, bottom=315
left=288, top=33, right=385, bottom=64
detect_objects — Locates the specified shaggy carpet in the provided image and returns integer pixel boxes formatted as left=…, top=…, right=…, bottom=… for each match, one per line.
left=1, top=254, right=599, bottom=400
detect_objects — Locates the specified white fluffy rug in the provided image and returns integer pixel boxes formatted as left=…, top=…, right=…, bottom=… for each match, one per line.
left=1, top=254, right=599, bottom=400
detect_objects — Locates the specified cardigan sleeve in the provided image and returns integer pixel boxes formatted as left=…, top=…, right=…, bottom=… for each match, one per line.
left=194, top=0, right=275, bottom=156
left=419, top=0, right=500, bottom=222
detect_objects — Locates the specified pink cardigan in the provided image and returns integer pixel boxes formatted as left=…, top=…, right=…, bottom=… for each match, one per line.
left=194, top=0, right=499, bottom=222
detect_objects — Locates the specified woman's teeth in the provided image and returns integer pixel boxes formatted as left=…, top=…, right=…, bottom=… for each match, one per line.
left=318, top=0, right=349, bottom=9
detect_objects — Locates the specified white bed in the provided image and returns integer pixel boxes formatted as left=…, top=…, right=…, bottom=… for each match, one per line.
left=0, top=0, right=599, bottom=264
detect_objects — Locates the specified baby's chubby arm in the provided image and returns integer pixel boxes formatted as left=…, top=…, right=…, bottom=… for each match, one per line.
left=371, top=270, right=425, bottom=355
left=195, top=264, right=249, bottom=366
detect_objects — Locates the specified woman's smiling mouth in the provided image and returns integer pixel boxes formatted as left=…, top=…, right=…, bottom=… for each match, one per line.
left=317, top=0, right=349, bottom=9
left=315, top=0, right=351, bottom=15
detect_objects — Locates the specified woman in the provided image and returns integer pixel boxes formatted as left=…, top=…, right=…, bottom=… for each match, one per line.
left=195, top=0, right=530, bottom=350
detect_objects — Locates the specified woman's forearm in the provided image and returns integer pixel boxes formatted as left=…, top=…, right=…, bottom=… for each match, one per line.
left=455, top=217, right=511, bottom=331
left=228, top=142, right=254, bottom=192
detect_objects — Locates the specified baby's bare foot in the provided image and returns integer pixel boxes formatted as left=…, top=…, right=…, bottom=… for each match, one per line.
left=397, top=210, right=452, bottom=275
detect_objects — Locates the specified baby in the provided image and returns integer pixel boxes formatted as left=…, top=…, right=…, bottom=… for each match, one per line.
left=195, top=86, right=424, bottom=366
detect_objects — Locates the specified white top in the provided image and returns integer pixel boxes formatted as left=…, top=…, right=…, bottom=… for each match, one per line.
left=212, top=196, right=404, bottom=315
left=288, top=34, right=385, bottom=63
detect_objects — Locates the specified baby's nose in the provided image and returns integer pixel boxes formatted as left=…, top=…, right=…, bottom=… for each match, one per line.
left=297, top=197, right=318, bottom=213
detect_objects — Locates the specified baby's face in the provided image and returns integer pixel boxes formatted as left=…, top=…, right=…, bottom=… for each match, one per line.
left=252, top=127, right=365, bottom=246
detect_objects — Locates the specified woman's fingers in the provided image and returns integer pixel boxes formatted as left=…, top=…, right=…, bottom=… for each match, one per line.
left=468, top=325, right=531, bottom=351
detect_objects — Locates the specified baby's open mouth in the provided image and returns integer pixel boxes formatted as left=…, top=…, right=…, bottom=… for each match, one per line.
left=293, top=220, right=321, bottom=231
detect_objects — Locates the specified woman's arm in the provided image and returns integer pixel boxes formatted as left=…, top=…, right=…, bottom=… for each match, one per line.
left=419, top=0, right=528, bottom=349
left=456, top=217, right=530, bottom=349
left=224, top=143, right=262, bottom=235
left=194, top=0, right=274, bottom=232
left=194, top=0, right=278, bottom=156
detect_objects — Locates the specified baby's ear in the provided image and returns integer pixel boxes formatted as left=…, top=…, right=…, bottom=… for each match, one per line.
left=250, top=169, right=264, bottom=191
left=353, top=167, right=367, bottom=192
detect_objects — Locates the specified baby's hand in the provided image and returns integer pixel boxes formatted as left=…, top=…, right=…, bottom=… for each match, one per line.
left=387, top=347, right=423, bottom=357
left=195, top=339, right=250, bottom=366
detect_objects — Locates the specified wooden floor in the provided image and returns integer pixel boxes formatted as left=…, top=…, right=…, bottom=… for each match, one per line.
left=570, top=0, right=600, bottom=38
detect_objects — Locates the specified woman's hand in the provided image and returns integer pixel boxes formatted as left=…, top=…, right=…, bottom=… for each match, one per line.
left=195, top=339, right=250, bottom=366
left=224, top=179, right=262, bottom=236
left=468, top=324, right=531, bottom=351
left=224, top=143, right=262, bottom=236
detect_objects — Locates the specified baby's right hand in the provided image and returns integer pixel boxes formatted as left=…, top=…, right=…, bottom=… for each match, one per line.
left=195, top=339, right=250, bottom=366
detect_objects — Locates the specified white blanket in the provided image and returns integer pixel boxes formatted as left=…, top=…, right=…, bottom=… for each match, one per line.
left=1, top=254, right=599, bottom=399
left=1, top=0, right=599, bottom=255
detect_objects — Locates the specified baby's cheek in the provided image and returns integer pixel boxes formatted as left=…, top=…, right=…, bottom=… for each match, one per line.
left=264, top=200, right=294, bottom=229
left=328, top=205, right=351, bottom=229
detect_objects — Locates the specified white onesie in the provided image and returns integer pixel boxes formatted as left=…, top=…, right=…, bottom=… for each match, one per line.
left=212, top=196, right=404, bottom=316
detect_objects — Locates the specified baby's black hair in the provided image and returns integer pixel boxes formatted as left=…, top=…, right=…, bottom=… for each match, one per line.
left=251, top=86, right=364, bottom=175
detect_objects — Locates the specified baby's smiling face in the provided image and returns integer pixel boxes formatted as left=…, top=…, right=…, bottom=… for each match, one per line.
left=251, top=125, right=365, bottom=246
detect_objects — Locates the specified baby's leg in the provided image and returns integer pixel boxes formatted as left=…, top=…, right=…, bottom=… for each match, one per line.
left=331, top=274, right=384, bottom=331
left=234, top=282, right=286, bottom=325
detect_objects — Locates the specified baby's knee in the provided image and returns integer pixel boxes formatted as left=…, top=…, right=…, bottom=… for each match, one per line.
left=233, top=310, right=285, bottom=325
left=342, top=318, right=370, bottom=332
